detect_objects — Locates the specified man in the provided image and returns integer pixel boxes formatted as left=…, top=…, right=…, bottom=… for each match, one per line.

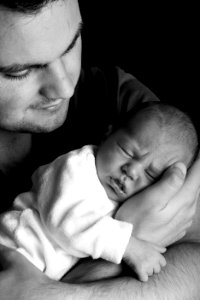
left=0, top=0, right=200, bottom=299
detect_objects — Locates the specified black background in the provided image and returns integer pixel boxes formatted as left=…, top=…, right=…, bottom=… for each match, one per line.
left=79, top=1, right=198, bottom=131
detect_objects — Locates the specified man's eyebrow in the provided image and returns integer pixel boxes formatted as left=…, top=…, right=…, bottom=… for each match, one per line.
left=0, top=63, right=46, bottom=73
left=0, top=21, right=83, bottom=74
left=63, top=21, right=83, bottom=55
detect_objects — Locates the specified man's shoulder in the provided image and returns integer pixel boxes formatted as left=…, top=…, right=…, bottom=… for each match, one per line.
left=76, top=65, right=160, bottom=112
left=31, top=65, right=161, bottom=168
left=78, top=65, right=137, bottom=94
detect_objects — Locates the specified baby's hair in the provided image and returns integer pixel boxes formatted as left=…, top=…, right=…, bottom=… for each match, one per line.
left=118, top=101, right=199, bottom=168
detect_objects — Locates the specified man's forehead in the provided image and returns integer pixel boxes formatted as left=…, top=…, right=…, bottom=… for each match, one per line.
left=0, top=0, right=81, bottom=66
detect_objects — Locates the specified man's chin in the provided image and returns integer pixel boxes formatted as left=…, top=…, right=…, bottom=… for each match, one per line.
left=26, top=99, right=69, bottom=132
left=27, top=107, right=68, bottom=133
left=27, top=118, right=66, bottom=133
left=3, top=116, right=66, bottom=134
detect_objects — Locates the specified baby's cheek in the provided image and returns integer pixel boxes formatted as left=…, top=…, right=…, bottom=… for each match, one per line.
left=127, top=178, right=149, bottom=196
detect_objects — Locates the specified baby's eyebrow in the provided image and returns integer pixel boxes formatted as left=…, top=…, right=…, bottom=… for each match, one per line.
left=0, top=21, right=84, bottom=74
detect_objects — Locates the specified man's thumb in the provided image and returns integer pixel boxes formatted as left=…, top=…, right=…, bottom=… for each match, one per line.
left=149, top=162, right=186, bottom=210
left=162, top=162, right=186, bottom=192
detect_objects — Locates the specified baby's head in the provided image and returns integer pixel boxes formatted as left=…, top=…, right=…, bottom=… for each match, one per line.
left=96, top=102, right=198, bottom=202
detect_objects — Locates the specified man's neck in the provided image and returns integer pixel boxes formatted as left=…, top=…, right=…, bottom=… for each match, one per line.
left=0, top=130, right=32, bottom=174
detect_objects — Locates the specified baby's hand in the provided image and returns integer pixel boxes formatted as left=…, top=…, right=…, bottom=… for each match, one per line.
left=124, top=236, right=166, bottom=282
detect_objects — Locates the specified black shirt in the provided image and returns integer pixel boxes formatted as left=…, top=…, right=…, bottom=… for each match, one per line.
left=0, top=66, right=160, bottom=213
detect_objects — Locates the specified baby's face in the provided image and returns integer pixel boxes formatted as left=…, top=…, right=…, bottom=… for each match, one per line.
left=96, top=114, right=189, bottom=202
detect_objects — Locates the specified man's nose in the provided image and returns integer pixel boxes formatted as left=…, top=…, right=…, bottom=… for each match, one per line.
left=39, top=59, right=74, bottom=100
left=121, top=161, right=143, bottom=181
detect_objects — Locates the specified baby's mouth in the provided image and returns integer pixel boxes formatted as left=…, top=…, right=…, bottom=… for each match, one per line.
left=109, top=177, right=126, bottom=196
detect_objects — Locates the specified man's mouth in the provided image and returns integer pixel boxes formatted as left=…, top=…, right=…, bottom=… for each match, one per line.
left=35, top=99, right=66, bottom=111
left=40, top=99, right=64, bottom=110
left=109, top=177, right=126, bottom=196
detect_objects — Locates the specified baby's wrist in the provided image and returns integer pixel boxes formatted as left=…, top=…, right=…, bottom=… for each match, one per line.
left=124, top=235, right=136, bottom=258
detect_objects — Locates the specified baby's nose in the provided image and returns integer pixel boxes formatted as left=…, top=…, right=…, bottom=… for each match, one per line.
left=121, top=161, right=142, bottom=181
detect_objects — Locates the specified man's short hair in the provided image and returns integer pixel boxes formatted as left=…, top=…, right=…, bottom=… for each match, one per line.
left=0, top=0, right=57, bottom=13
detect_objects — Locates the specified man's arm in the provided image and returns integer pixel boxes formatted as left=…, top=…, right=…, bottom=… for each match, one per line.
left=64, top=242, right=200, bottom=300
left=1, top=155, right=200, bottom=299
left=1, top=243, right=200, bottom=300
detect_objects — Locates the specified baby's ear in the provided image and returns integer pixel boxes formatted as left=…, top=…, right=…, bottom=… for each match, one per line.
left=104, top=124, right=114, bottom=140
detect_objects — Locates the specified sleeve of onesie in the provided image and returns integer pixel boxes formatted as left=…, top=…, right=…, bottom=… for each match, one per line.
left=59, top=211, right=133, bottom=264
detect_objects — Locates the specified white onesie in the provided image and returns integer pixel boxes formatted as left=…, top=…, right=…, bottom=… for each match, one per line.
left=0, top=145, right=133, bottom=280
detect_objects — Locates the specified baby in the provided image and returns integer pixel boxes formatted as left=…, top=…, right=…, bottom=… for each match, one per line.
left=0, top=102, right=198, bottom=282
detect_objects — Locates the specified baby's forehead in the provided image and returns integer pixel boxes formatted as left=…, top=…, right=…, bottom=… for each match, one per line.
left=151, top=139, right=191, bottom=171
left=124, top=121, right=189, bottom=164
left=125, top=117, right=165, bottom=146
left=123, top=106, right=195, bottom=167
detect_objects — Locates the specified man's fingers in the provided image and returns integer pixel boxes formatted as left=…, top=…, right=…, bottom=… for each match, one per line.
left=164, top=154, right=200, bottom=211
left=0, top=244, right=14, bottom=269
left=184, top=153, right=200, bottom=193
left=0, top=244, right=27, bottom=267
left=0, top=244, right=45, bottom=278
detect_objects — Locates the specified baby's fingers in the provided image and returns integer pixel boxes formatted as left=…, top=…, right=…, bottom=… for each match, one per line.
left=151, top=243, right=166, bottom=253
left=138, top=272, right=148, bottom=282
left=151, top=255, right=166, bottom=275
left=153, top=264, right=161, bottom=274
left=158, top=246, right=166, bottom=254
left=160, top=255, right=167, bottom=267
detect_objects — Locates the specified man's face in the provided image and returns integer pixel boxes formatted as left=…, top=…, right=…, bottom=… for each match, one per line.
left=0, top=0, right=82, bottom=133
left=96, top=114, right=189, bottom=202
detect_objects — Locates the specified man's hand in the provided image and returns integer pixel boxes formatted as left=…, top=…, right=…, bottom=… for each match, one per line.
left=0, top=244, right=56, bottom=300
left=116, top=154, right=200, bottom=247
left=0, top=245, right=100, bottom=300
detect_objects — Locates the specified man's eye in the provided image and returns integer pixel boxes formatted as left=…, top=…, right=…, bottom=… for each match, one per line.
left=4, top=69, right=32, bottom=81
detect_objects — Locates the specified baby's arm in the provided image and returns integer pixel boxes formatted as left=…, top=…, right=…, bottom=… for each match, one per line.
left=48, top=207, right=166, bottom=282
left=123, top=236, right=166, bottom=282
left=46, top=199, right=166, bottom=283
